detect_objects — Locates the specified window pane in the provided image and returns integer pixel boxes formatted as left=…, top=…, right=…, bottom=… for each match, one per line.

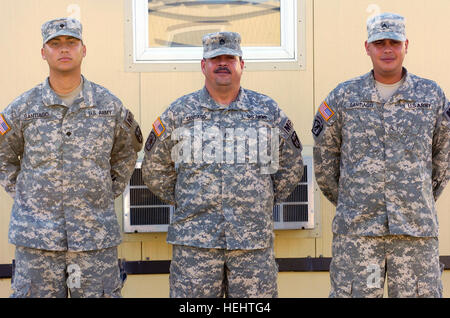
left=148, top=0, right=281, bottom=48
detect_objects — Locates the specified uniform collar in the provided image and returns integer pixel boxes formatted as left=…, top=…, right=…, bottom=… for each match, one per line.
left=362, top=67, right=416, bottom=103
left=390, top=68, right=416, bottom=103
left=200, top=86, right=250, bottom=111
left=42, top=75, right=96, bottom=108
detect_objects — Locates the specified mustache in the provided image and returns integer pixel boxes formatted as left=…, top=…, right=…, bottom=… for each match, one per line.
left=214, top=67, right=231, bottom=73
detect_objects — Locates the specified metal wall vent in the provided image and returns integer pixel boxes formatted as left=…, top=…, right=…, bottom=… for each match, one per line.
left=123, top=156, right=314, bottom=233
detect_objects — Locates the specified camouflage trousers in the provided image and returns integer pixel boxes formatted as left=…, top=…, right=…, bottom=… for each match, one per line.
left=170, top=244, right=278, bottom=298
left=329, top=234, right=444, bottom=298
left=11, top=245, right=123, bottom=298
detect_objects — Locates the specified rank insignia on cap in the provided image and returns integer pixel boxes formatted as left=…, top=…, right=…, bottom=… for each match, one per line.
left=0, top=114, right=11, bottom=135
left=152, top=117, right=165, bottom=137
left=318, top=101, right=335, bottom=121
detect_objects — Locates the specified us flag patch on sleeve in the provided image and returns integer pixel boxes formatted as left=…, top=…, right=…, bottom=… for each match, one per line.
left=0, top=114, right=11, bottom=135
left=152, top=117, right=165, bottom=137
left=318, top=101, right=335, bottom=121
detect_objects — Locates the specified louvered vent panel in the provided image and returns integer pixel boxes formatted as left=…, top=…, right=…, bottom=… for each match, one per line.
left=123, top=156, right=315, bottom=232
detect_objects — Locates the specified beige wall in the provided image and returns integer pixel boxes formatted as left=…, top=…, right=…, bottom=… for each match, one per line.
left=0, top=0, right=449, bottom=297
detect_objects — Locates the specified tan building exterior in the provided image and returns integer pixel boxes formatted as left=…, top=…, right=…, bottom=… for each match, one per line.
left=0, top=0, right=449, bottom=297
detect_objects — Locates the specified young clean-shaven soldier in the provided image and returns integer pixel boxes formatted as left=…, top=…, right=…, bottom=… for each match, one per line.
left=0, top=18, right=142, bottom=297
left=313, top=13, right=449, bottom=298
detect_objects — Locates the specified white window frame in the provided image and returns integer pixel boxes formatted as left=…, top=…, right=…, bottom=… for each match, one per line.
left=124, top=0, right=306, bottom=71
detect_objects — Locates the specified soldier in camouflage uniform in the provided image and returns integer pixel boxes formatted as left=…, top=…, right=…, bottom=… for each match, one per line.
left=0, top=18, right=142, bottom=297
left=142, top=32, right=303, bottom=297
left=312, top=13, right=450, bottom=297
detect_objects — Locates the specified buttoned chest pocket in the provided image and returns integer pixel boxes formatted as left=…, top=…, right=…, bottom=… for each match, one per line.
left=342, top=106, right=382, bottom=162
left=173, top=114, right=214, bottom=167
left=239, top=112, right=274, bottom=130
left=22, top=115, right=63, bottom=168
left=180, top=114, right=215, bottom=133
left=233, top=112, right=275, bottom=167
left=71, top=111, right=116, bottom=161
left=388, top=107, right=435, bottom=153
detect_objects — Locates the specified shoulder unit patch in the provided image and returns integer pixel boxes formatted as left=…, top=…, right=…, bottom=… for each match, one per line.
left=312, top=115, right=324, bottom=137
left=291, top=131, right=302, bottom=150
left=145, top=131, right=157, bottom=152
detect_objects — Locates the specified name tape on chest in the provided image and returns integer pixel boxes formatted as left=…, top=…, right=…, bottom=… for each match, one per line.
left=23, top=112, right=50, bottom=120
left=348, top=102, right=375, bottom=108
left=153, top=117, right=165, bottom=137
left=319, top=101, right=335, bottom=121
left=184, top=114, right=208, bottom=122
left=0, top=114, right=11, bottom=135
left=346, top=101, right=432, bottom=110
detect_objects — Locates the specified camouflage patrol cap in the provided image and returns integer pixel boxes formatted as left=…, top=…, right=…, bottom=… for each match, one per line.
left=202, top=31, right=242, bottom=59
left=42, top=17, right=83, bottom=44
left=367, top=13, right=406, bottom=43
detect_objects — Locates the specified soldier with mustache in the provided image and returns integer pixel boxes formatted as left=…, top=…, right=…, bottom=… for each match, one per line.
left=142, top=31, right=304, bottom=297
